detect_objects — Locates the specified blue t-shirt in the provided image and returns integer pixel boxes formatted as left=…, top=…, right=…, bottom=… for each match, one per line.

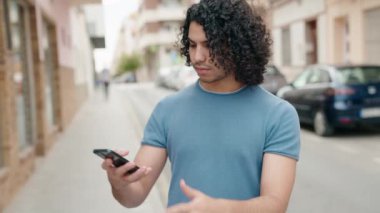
left=141, top=82, right=300, bottom=207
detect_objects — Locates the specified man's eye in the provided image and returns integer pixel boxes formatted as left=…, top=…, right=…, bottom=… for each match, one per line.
left=189, top=44, right=196, bottom=48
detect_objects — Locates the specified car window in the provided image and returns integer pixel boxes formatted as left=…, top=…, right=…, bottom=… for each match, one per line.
left=307, top=70, right=320, bottom=84
left=319, top=70, right=332, bottom=83
left=307, top=69, right=331, bottom=84
left=336, top=67, right=380, bottom=84
left=293, top=68, right=312, bottom=88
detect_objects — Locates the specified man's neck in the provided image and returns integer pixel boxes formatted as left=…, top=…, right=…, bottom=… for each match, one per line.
left=199, top=80, right=246, bottom=93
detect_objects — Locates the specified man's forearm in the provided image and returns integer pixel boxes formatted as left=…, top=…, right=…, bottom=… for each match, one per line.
left=220, top=195, right=286, bottom=213
left=111, top=181, right=148, bottom=208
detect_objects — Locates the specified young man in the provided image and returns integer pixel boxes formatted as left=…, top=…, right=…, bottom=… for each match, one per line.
left=101, top=0, right=300, bottom=212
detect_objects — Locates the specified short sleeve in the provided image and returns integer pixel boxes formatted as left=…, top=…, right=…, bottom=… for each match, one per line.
left=264, top=101, right=301, bottom=160
left=141, top=102, right=167, bottom=148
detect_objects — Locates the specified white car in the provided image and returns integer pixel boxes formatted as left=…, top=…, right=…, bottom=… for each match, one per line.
left=173, top=66, right=198, bottom=90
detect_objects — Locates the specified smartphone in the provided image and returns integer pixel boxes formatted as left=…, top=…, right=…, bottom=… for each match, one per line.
left=93, top=149, right=139, bottom=174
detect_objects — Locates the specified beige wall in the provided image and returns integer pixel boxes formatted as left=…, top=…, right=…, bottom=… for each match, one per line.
left=271, top=0, right=326, bottom=81
left=272, top=0, right=325, bottom=27
left=36, top=0, right=72, bottom=67
left=327, top=0, right=380, bottom=64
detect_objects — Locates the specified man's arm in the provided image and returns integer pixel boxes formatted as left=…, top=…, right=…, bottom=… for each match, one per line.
left=167, top=153, right=297, bottom=213
left=225, top=153, right=297, bottom=212
left=103, top=145, right=167, bottom=208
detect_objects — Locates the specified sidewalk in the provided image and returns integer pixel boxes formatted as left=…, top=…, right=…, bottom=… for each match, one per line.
left=4, top=88, right=165, bottom=213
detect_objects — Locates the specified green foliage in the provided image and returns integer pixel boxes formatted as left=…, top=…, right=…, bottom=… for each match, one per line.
left=117, top=54, right=142, bottom=76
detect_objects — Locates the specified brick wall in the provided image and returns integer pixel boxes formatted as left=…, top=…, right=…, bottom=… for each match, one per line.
left=0, top=2, right=38, bottom=211
left=0, top=24, right=6, bottom=209
left=59, top=66, right=80, bottom=129
left=0, top=1, right=89, bottom=210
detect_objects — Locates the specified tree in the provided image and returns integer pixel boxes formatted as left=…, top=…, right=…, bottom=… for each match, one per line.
left=116, top=53, right=142, bottom=77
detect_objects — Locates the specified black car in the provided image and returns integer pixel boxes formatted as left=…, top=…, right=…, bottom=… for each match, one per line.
left=277, top=64, right=380, bottom=136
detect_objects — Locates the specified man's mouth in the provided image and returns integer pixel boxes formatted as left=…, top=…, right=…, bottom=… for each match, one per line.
left=194, top=66, right=211, bottom=74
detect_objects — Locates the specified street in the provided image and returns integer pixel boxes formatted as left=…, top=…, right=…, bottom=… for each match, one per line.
left=119, top=83, right=380, bottom=213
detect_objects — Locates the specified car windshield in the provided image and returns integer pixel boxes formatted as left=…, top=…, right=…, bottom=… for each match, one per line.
left=336, top=67, right=380, bottom=84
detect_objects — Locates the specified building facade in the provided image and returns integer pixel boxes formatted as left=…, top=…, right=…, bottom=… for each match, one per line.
left=0, top=0, right=102, bottom=210
left=71, top=4, right=105, bottom=96
left=111, top=13, right=139, bottom=76
left=270, top=0, right=327, bottom=81
left=133, top=0, right=198, bottom=81
left=270, top=0, right=380, bottom=81
left=326, top=0, right=380, bottom=65
left=118, top=0, right=270, bottom=81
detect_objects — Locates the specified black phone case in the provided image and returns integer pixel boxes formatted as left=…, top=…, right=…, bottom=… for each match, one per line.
left=93, top=149, right=139, bottom=174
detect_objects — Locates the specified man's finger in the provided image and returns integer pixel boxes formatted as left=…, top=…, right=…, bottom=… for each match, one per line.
left=101, top=158, right=114, bottom=170
left=180, top=179, right=202, bottom=200
left=114, top=149, right=129, bottom=156
left=124, top=166, right=152, bottom=182
left=115, top=162, right=138, bottom=177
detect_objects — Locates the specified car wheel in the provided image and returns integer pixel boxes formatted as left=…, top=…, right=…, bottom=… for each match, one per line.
left=314, top=110, right=334, bottom=136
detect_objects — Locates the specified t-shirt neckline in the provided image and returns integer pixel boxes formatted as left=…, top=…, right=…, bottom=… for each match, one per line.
left=197, top=80, right=248, bottom=95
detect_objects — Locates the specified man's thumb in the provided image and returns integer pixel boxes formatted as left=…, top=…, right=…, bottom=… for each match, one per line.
left=180, top=179, right=202, bottom=200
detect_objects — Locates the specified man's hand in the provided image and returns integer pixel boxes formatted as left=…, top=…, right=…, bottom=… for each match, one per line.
left=100, top=146, right=167, bottom=208
left=167, top=179, right=223, bottom=213
left=101, top=150, right=152, bottom=190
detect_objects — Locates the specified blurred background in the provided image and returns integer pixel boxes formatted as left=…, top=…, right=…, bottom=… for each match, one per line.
left=0, top=0, right=379, bottom=212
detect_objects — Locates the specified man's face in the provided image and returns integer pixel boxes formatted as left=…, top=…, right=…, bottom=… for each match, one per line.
left=188, top=21, right=233, bottom=86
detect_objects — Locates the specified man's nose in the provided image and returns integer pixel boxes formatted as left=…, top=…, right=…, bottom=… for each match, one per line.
left=194, top=47, right=206, bottom=63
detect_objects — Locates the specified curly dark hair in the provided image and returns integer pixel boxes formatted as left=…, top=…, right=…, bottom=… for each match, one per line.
left=179, top=0, right=272, bottom=85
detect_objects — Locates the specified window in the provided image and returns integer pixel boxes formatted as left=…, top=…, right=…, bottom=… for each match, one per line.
left=337, top=67, right=380, bottom=84
left=305, top=20, right=318, bottom=64
left=6, top=0, right=35, bottom=149
left=3, top=0, right=12, bottom=49
left=364, top=8, right=380, bottom=64
left=282, top=27, right=291, bottom=66
left=42, top=19, right=58, bottom=129
left=334, top=17, right=350, bottom=64
left=318, top=70, right=332, bottom=83
left=308, top=69, right=331, bottom=84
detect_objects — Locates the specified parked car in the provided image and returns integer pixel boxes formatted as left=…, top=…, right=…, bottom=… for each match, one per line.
left=155, top=66, right=173, bottom=87
left=156, top=65, right=198, bottom=90
left=172, top=66, right=198, bottom=90
left=277, top=64, right=380, bottom=136
left=163, top=65, right=182, bottom=90
left=261, top=65, right=287, bottom=94
left=113, top=72, right=137, bottom=83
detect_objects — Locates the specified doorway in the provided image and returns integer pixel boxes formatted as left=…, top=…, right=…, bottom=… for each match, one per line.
left=334, top=16, right=350, bottom=64
left=305, top=19, right=318, bottom=64
left=5, top=0, right=37, bottom=149
left=42, top=18, right=59, bottom=131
